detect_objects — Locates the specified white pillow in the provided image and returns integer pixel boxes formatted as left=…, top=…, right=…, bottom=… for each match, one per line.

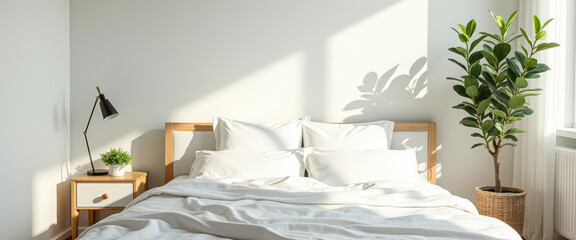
left=190, top=150, right=305, bottom=179
left=305, top=148, right=421, bottom=185
left=213, top=116, right=308, bottom=151
left=302, top=120, right=394, bottom=149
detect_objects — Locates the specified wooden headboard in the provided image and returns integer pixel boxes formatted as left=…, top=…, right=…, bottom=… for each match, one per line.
left=164, top=122, right=437, bottom=184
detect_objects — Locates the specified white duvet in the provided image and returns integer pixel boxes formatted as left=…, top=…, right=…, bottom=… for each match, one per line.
left=78, top=177, right=521, bottom=240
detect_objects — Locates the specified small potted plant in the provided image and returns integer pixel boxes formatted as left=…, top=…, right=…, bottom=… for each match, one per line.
left=100, top=147, right=133, bottom=176
left=447, top=10, right=558, bottom=234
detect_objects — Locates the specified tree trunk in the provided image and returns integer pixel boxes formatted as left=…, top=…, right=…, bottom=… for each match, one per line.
left=491, top=152, right=502, bottom=193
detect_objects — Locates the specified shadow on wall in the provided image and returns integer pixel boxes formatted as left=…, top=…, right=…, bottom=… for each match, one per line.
left=341, top=57, right=441, bottom=180
left=344, top=57, right=429, bottom=123
left=131, top=129, right=165, bottom=188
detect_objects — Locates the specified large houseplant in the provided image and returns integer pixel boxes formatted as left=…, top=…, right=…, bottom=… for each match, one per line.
left=447, top=10, right=558, bottom=233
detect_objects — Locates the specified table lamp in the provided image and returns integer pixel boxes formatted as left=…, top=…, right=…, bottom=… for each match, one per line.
left=83, top=86, right=119, bottom=175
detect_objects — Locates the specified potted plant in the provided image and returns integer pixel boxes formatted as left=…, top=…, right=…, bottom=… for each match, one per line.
left=447, top=10, right=558, bottom=234
left=100, top=147, right=133, bottom=176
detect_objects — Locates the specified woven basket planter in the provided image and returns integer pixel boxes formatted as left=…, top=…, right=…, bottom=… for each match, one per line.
left=476, top=186, right=526, bottom=235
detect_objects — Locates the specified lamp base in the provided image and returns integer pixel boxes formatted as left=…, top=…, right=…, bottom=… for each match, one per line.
left=87, top=169, right=109, bottom=176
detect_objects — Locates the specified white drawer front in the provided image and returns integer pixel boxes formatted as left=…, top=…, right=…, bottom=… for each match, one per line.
left=77, top=183, right=133, bottom=208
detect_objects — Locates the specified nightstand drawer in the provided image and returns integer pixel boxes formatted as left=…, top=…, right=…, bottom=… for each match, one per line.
left=76, top=183, right=133, bottom=207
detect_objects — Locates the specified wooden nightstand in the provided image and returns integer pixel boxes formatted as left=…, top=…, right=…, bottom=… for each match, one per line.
left=71, top=171, right=148, bottom=240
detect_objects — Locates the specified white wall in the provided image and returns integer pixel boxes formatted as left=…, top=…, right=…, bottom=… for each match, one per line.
left=0, top=0, right=70, bottom=239
left=70, top=0, right=519, bottom=207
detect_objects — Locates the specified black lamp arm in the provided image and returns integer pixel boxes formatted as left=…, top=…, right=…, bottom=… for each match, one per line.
left=84, top=96, right=100, bottom=172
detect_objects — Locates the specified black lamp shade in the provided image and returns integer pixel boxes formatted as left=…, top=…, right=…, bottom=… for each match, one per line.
left=99, top=94, right=118, bottom=120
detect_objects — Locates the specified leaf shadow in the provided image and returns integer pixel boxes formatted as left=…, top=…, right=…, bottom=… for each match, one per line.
left=344, top=56, right=428, bottom=122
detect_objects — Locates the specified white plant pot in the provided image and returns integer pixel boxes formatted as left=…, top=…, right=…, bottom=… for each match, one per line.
left=108, top=164, right=125, bottom=176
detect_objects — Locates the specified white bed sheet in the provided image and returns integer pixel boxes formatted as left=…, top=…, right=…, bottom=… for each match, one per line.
left=77, top=177, right=521, bottom=240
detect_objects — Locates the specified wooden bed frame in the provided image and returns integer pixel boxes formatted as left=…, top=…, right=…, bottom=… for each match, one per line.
left=164, top=122, right=437, bottom=184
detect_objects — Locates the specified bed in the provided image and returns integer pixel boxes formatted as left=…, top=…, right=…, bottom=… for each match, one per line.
left=77, top=119, right=522, bottom=240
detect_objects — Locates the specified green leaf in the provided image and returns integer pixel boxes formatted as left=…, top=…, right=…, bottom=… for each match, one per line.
left=535, top=42, right=560, bottom=52
left=460, top=117, right=479, bottom=128
left=483, top=44, right=494, bottom=52
left=466, top=20, right=477, bottom=36
left=502, top=143, right=518, bottom=148
left=483, top=64, right=498, bottom=77
left=470, top=35, right=487, bottom=51
left=520, top=28, right=533, bottom=46
left=496, top=15, right=506, bottom=28
left=458, top=24, right=467, bottom=34
left=469, top=51, right=484, bottom=64
left=453, top=85, right=468, bottom=98
left=446, top=77, right=464, bottom=83
left=506, top=10, right=519, bottom=28
left=482, top=51, right=499, bottom=68
left=493, top=89, right=511, bottom=105
left=477, top=85, right=492, bottom=102
left=494, top=121, right=504, bottom=133
left=471, top=133, right=484, bottom=138
left=525, top=58, right=538, bottom=68
left=515, top=51, right=526, bottom=69
left=489, top=10, right=499, bottom=24
left=451, top=27, right=461, bottom=35
left=527, top=64, right=551, bottom=74
left=533, top=15, right=542, bottom=33
left=464, top=76, right=479, bottom=88
left=464, top=107, right=478, bottom=116
left=493, top=43, right=511, bottom=61
left=506, top=128, right=526, bottom=134
left=535, top=31, right=546, bottom=41
left=495, top=72, right=508, bottom=84
left=506, top=58, right=522, bottom=76
left=516, top=77, right=528, bottom=88
left=459, top=33, right=470, bottom=43
left=453, top=103, right=476, bottom=116
left=542, top=18, right=554, bottom=29
left=499, top=26, right=508, bottom=39
left=505, top=34, right=523, bottom=44
left=511, top=106, right=534, bottom=117
left=504, top=134, right=519, bottom=142
left=509, top=95, right=526, bottom=109
left=471, top=143, right=485, bottom=149
left=478, top=99, right=490, bottom=114
left=481, top=32, right=500, bottom=42
left=449, top=58, right=467, bottom=71
left=521, top=88, right=542, bottom=92
left=448, top=47, right=466, bottom=58
left=490, top=109, right=507, bottom=119
left=482, top=120, right=494, bottom=132
left=466, top=86, right=478, bottom=98
left=470, top=63, right=482, bottom=78
left=521, top=45, right=529, bottom=57
left=456, top=47, right=468, bottom=56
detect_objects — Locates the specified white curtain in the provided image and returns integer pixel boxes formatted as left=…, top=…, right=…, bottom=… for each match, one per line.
left=514, top=1, right=567, bottom=240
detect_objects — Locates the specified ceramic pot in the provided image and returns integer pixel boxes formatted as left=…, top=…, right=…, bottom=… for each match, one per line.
left=108, top=164, right=125, bottom=176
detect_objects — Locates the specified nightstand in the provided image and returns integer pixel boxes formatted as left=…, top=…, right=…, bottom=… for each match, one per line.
left=71, top=171, right=148, bottom=240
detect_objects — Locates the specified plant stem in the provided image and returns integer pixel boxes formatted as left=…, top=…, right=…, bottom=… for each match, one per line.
left=491, top=139, right=502, bottom=192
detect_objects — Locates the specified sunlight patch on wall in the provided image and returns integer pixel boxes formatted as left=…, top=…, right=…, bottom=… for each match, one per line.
left=169, top=52, right=306, bottom=122
left=70, top=130, right=141, bottom=176
left=32, top=165, right=60, bottom=237
left=324, top=0, right=428, bottom=121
